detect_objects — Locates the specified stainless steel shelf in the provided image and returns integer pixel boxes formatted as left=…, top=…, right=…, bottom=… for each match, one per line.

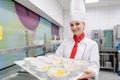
left=100, top=53, right=116, bottom=72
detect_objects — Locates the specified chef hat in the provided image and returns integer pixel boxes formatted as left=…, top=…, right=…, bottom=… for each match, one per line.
left=70, top=0, right=86, bottom=23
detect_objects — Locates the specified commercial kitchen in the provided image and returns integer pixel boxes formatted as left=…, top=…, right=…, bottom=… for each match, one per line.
left=0, top=0, right=120, bottom=80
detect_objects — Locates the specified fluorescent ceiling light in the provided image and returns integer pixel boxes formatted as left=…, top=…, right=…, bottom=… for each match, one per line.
left=85, top=0, right=99, bottom=4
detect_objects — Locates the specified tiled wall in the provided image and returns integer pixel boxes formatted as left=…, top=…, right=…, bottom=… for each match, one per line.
left=86, top=5, right=120, bottom=38
left=63, top=5, right=120, bottom=39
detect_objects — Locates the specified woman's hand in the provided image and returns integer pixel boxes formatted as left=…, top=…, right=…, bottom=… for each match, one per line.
left=77, top=69, right=95, bottom=80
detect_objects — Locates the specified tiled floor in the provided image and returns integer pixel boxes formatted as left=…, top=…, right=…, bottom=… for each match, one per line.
left=99, top=70, right=120, bottom=80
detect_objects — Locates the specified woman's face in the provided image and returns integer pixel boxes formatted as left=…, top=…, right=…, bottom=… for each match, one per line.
left=70, top=21, right=85, bottom=37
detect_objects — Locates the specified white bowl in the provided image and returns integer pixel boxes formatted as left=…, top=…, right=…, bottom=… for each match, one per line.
left=23, top=57, right=36, bottom=68
left=62, top=58, right=74, bottom=64
left=36, top=64, right=51, bottom=78
left=47, top=68, right=70, bottom=80
left=52, top=60, right=64, bottom=67
left=74, top=60, right=89, bottom=71
left=64, top=63, right=81, bottom=77
left=36, top=56, right=47, bottom=62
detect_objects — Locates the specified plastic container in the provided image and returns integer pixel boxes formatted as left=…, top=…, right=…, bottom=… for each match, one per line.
left=118, top=43, right=120, bottom=52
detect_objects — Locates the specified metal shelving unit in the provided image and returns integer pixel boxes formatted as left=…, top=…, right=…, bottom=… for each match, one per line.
left=118, top=52, right=120, bottom=70
left=100, top=53, right=116, bottom=72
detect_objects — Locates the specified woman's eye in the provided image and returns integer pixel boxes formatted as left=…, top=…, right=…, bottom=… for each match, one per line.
left=70, top=24, right=73, bottom=27
left=76, top=23, right=80, bottom=26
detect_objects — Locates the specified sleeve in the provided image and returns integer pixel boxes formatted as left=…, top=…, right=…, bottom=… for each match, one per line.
left=88, top=42, right=100, bottom=80
left=55, top=39, right=66, bottom=57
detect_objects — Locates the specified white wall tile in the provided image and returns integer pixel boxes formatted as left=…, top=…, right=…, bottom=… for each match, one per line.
left=63, top=5, right=120, bottom=39
left=85, top=5, right=120, bottom=38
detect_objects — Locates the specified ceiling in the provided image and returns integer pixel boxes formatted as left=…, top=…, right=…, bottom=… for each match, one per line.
left=57, top=0, right=120, bottom=10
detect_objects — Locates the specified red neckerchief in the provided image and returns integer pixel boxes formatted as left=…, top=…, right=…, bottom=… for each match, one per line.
left=80, top=78, right=88, bottom=80
left=70, top=32, right=85, bottom=59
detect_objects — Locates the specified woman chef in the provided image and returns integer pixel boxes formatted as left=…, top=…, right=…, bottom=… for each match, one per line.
left=55, top=0, right=100, bottom=80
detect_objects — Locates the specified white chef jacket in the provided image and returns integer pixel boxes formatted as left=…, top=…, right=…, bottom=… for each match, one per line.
left=55, top=36, right=100, bottom=80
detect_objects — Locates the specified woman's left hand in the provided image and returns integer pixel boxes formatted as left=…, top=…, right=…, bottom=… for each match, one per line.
left=77, top=69, right=95, bottom=80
